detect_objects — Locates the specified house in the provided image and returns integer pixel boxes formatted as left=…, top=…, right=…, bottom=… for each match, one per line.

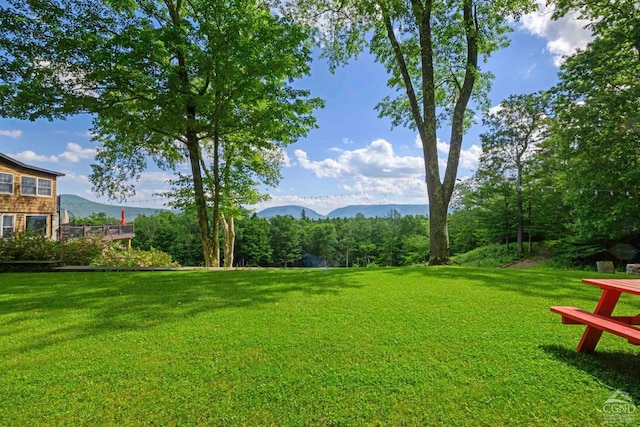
left=0, top=153, right=65, bottom=240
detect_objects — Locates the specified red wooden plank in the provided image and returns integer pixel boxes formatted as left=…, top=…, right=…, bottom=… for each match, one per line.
left=550, top=306, right=640, bottom=349
left=565, top=315, right=640, bottom=325
left=581, top=279, right=640, bottom=296
left=579, top=289, right=622, bottom=352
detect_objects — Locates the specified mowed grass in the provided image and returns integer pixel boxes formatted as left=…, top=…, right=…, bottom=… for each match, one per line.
left=1, top=268, right=639, bottom=426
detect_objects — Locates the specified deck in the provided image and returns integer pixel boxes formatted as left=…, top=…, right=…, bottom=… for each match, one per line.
left=60, top=224, right=135, bottom=242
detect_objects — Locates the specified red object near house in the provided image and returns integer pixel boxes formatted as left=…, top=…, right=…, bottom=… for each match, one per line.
left=120, top=209, right=126, bottom=225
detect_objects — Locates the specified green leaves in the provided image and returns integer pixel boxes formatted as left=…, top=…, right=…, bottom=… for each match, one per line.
left=550, top=0, right=640, bottom=240
left=0, top=0, right=323, bottom=266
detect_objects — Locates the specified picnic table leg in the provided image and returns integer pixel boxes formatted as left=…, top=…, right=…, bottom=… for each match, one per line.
left=577, top=289, right=621, bottom=352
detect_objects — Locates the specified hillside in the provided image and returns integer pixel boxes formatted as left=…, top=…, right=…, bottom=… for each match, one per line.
left=59, top=196, right=429, bottom=222
left=59, top=194, right=168, bottom=222
left=256, top=204, right=429, bottom=219
left=255, top=205, right=325, bottom=220
left=327, top=204, right=428, bottom=218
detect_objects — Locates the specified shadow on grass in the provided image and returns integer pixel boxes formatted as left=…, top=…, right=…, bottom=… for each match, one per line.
left=381, top=267, right=606, bottom=303
left=381, top=266, right=640, bottom=311
left=541, top=345, right=640, bottom=404
left=0, top=269, right=366, bottom=354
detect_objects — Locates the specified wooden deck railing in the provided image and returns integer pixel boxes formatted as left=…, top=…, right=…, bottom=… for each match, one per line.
left=60, top=224, right=135, bottom=241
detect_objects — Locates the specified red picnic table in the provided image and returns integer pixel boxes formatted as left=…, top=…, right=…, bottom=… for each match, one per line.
left=551, top=279, right=640, bottom=352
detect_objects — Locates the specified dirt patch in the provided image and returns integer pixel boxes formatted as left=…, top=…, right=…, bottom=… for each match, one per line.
left=501, top=251, right=553, bottom=268
left=502, top=258, right=541, bottom=268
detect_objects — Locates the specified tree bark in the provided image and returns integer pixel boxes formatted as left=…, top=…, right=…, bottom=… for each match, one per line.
left=221, top=213, right=235, bottom=268
left=186, top=140, right=216, bottom=267
left=516, top=180, right=524, bottom=257
left=211, top=132, right=221, bottom=267
left=428, top=191, right=451, bottom=265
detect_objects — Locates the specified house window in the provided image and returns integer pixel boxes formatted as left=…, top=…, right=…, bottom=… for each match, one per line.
left=1, top=215, right=14, bottom=238
left=26, top=215, right=48, bottom=235
left=37, top=179, right=52, bottom=196
left=21, top=176, right=52, bottom=197
left=0, top=173, right=13, bottom=194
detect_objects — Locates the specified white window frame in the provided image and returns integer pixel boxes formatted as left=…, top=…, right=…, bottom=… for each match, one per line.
left=0, top=214, right=14, bottom=238
left=0, top=172, right=13, bottom=194
left=37, top=178, right=52, bottom=196
left=21, top=175, right=52, bottom=197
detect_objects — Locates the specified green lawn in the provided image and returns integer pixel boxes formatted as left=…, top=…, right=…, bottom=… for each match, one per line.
left=1, top=267, right=639, bottom=425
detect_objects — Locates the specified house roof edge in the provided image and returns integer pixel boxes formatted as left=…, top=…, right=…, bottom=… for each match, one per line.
left=0, top=152, right=66, bottom=177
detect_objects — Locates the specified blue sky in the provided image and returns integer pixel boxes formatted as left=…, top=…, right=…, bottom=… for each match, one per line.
left=0, top=2, right=592, bottom=215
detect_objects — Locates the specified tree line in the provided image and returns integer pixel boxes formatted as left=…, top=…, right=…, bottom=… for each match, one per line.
left=130, top=210, right=431, bottom=267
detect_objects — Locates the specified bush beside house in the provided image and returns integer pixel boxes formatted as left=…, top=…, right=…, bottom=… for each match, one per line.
left=0, top=233, right=179, bottom=270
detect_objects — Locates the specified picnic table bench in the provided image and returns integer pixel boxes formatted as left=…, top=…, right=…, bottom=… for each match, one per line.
left=551, top=279, right=640, bottom=352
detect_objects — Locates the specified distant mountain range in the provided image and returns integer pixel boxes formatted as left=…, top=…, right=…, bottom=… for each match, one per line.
left=58, top=194, right=429, bottom=222
left=59, top=194, right=168, bottom=222
left=256, top=204, right=429, bottom=219
left=256, top=205, right=326, bottom=220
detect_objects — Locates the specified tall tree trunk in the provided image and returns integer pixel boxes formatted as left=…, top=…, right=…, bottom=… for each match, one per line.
left=186, top=140, right=216, bottom=267
left=428, top=194, right=450, bottom=265
left=383, top=1, right=477, bottom=265
left=221, top=213, right=235, bottom=268
left=516, top=164, right=524, bottom=256
left=516, top=186, right=524, bottom=256
left=527, top=199, right=533, bottom=253
left=504, top=191, right=510, bottom=250
left=210, top=130, right=221, bottom=267
left=167, top=2, right=217, bottom=267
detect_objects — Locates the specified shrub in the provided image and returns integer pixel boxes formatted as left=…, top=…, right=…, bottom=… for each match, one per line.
left=543, top=239, right=606, bottom=270
left=0, top=232, right=58, bottom=261
left=0, top=234, right=176, bottom=268
left=57, top=237, right=104, bottom=266
left=91, top=242, right=180, bottom=268
left=452, top=244, right=520, bottom=268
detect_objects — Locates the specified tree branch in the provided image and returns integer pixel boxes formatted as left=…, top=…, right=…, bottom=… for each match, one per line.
left=380, top=4, right=425, bottom=133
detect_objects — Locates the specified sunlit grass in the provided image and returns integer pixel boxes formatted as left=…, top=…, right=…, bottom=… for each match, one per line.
left=1, top=267, right=639, bottom=425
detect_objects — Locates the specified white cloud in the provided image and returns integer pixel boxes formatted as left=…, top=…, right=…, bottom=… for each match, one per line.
left=524, top=63, right=537, bottom=79
left=520, top=0, right=593, bottom=66
left=488, top=104, right=503, bottom=116
left=258, top=136, right=482, bottom=214
left=282, top=150, right=294, bottom=167
left=10, top=142, right=96, bottom=165
left=59, top=171, right=91, bottom=184
left=58, top=142, right=97, bottom=163
left=0, top=129, right=23, bottom=139
left=296, top=139, right=423, bottom=180
left=12, top=150, right=59, bottom=163
left=75, top=130, right=96, bottom=138
left=139, top=171, right=173, bottom=185
left=460, top=144, right=482, bottom=170
left=415, top=134, right=422, bottom=148
left=437, top=139, right=449, bottom=155
left=291, top=139, right=427, bottom=206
